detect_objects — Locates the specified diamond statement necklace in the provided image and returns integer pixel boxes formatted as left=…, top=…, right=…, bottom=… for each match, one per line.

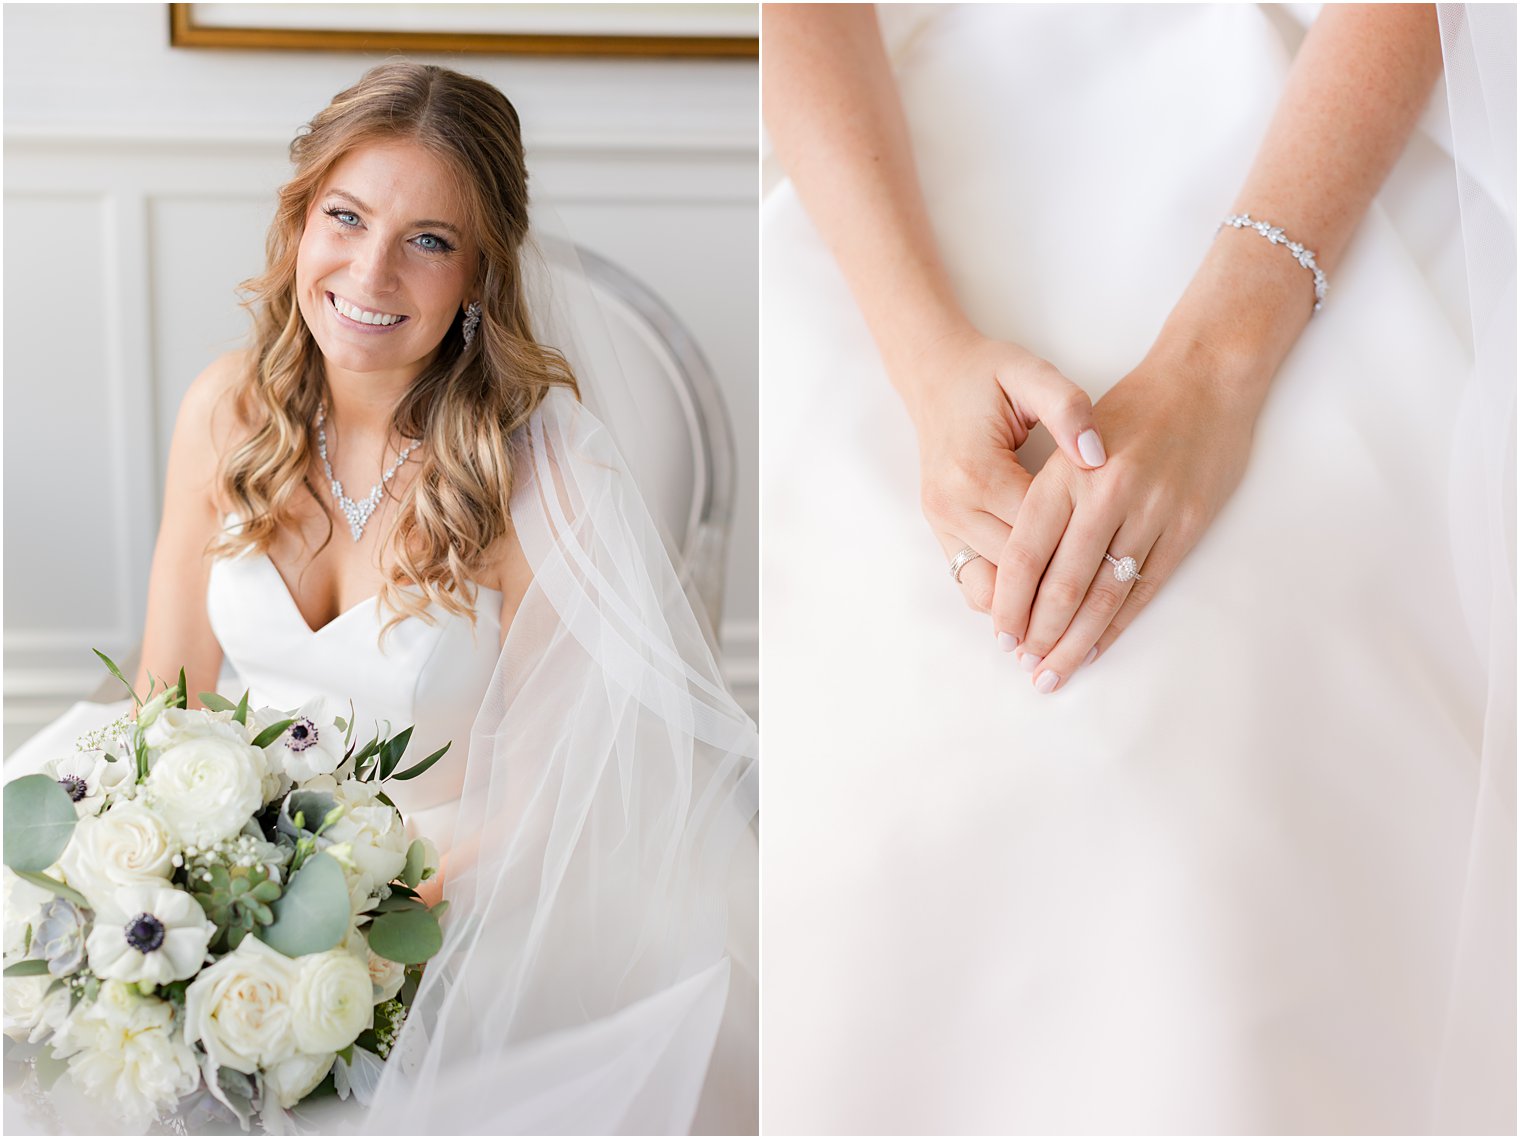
left=316, top=403, right=420, bottom=542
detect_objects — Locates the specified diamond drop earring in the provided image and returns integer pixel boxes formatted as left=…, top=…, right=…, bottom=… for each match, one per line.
left=461, top=300, right=482, bottom=347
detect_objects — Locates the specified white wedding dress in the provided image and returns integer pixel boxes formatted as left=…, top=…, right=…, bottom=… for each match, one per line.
left=5, top=389, right=759, bottom=1135
left=762, top=4, right=1512, bottom=1134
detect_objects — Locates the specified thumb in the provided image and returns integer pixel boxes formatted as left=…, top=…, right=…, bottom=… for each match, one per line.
left=1000, top=362, right=1106, bottom=470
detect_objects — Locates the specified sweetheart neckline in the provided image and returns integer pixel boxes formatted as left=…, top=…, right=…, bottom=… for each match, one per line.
left=253, top=552, right=503, bottom=637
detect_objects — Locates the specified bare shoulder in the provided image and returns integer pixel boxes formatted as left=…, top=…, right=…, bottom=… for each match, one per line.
left=485, top=522, right=535, bottom=644
left=168, top=348, right=255, bottom=512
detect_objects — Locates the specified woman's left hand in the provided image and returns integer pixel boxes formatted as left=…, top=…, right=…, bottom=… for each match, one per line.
left=990, top=339, right=1266, bottom=693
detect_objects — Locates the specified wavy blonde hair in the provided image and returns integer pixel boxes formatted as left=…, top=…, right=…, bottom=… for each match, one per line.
left=213, top=61, right=577, bottom=634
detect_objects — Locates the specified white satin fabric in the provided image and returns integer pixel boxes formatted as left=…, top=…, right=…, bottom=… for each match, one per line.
left=207, top=545, right=502, bottom=846
left=762, top=4, right=1512, bottom=1134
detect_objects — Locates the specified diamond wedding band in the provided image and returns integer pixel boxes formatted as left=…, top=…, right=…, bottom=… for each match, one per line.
left=949, top=546, right=984, bottom=584
left=1104, top=552, right=1143, bottom=583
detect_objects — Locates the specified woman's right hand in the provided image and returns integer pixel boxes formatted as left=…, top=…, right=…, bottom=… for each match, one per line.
left=897, top=330, right=1107, bottom=624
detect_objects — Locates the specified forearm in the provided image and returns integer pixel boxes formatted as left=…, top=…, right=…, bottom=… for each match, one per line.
left=763, top=4, right=974, bottom=394
left=1159, top=4, right=1443, bottom=405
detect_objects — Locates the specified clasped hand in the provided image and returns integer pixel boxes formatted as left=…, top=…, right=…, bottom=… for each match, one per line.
left=908, top=332, right=1257, bottom=692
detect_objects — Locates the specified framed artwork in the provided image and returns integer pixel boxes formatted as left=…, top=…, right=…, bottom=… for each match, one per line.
left=168, top=3, right=758, bottom=58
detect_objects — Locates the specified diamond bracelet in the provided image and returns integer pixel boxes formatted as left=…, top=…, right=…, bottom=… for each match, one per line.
left=1218, top=213, right=1328, bottom=313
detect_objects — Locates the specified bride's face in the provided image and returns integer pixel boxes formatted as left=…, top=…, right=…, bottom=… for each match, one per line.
left=295, top=138, right=479, bottom=384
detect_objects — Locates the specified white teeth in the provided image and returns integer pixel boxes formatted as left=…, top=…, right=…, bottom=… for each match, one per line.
left=331, top=294, right=402, bottom=326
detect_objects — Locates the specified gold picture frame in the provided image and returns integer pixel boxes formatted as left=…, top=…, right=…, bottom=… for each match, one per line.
left=167, top=3, right=758, bottom=59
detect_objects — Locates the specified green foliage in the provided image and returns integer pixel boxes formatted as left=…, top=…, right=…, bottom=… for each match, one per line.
left=11, top=870, right=87, bottom=908
left=3, top=775, right=78, bottom=873
left=3, top=959, right=50, bottom=977
left=257, top=853, right=349, bottom=958
left=91, top=648, right=140, bottom=707
left=391, top=742, right=450, bottom=783
left=198, top=692, right=236, bottom=712
left=232, top=689, right=250, bottom=726
left=249, top=719, right=295, bottom=750
left=376, top=726, right=414, bottom=780
left=400, top=840, right=426, bottom=888
left=366, top=906, right=443, bottom=965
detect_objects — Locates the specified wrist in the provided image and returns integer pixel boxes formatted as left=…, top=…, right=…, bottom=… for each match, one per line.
left=1156, top=225, right=1317, bottom=400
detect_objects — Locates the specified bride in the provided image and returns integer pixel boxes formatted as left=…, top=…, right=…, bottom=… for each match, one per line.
left=5, top=61, right=757, bottom=1135
left=763, top=4, right=1511, bottom=1133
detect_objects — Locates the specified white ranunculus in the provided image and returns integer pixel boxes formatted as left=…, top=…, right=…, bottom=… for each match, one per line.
left=289, top=949, right=374, bottom=1055
left=56, top=802, right=176, bottom=911
left=142, top=706, right=247, bottom=751
left=3, top=868, right=53, bottom=963
left=3, top=974, right=70, bottom=1043
left=145, top=733, right=266, bottom=846
left=262, top=1051, right=336, bottom=1109
left=50, top=980, right=200, bottom=1131
left=262, top=700, right=347, bottom=785
left=183, top=935, right=299, bottom=1073
left=86, top=884, right=215, bottom=986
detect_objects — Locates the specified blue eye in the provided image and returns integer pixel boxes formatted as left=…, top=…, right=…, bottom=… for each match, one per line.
left=324, top=207, right=360, bottom=226
left=414, top=233, right=455, bottom=253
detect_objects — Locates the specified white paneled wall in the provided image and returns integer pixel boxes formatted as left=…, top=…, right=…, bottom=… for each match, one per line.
left=3, top=4, right=759, bottom=748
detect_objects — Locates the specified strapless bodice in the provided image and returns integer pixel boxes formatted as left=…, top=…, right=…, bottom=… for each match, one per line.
left=206, top=548, right=502, bottom=834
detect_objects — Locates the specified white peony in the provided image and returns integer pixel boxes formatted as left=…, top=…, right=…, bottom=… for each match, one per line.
left=56, top=802, right=176, bottom=911
left=289, top=949, right=374, bottom=1055
left=50, top=980, right=200, bottom=1132
left=183, top=935, right=299, bottom=1073
left=262, top=1050, right=336, bottom=1109
left=86, top=884, right=214, bottom=986
left=3, top=867, right=53, bottom=962
left=262, top=700, right=347, bottom=784
left=3, top=974, right=70, bottom=1043
left=145, top=731, right=266, bottom=846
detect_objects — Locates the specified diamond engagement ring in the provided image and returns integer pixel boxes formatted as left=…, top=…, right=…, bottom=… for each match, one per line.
left=949, top=546, right=984, bottom=584
left=1104, top=552, right=1144, bottom=583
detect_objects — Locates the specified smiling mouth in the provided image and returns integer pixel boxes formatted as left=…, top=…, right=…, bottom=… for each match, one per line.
left=327, top=292, right=408, bottom=328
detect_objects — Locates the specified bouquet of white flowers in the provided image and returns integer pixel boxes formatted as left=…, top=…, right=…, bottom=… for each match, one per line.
left=3, top=653, right=451, bottom=1132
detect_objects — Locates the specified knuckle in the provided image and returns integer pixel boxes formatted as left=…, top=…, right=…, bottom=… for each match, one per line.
left=1000, top=543, right=1046, bottom=580
left=963, top=578, right=994, bottom=613
left=1086, top=578, right=1127, bottom=613
left=1039, top=577, right=1086, bottom=613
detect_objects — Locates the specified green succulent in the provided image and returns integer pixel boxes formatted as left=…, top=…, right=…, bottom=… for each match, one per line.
left=188, top=861, right=283, bottom=952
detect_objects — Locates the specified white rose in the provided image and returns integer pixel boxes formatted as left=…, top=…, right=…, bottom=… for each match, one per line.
left=3, top=974, right=70, bottom=1043
left=320, top=842, right=380, bottom=913
left=145, top=733, right=265, bottom=846
left=263, top=1050, right=336, bottom=1109
left=3, top=868, right=53, bottom=962
left=86, top=884, right=214, bottom=986
left=289, top=949, right=373, bottom=1055
left=50, top=980, right=199, bottom=1132
left=321, top=780, right=409, bottom=891
left=57, top=802, right=176, bottom=911
left=183, top=936, right=298, bottom=1073
left=366, top=946, right=406, bottom=1004
left=263, top=700, right=347, bottom=785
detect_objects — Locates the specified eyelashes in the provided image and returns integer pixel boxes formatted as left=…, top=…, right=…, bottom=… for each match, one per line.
left=321, top=205, right=458, bottom=255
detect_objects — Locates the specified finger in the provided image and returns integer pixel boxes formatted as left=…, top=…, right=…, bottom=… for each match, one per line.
left=935, top=521, right=1006, bottom=616
left=990, top=475, right=1073, bottom=648
left=1016, top=493, right=1129, bottom=670
left=1031, top=523, right=1160, bottom=693
left=1091, top=527, right=1181, bottom=660
left=994, top=360, right=1107, bottom=471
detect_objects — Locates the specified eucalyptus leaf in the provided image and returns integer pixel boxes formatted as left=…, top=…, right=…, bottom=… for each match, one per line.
left=257, top=853, right=350, bottom=958
left=371, top=894, right=424, bottom=914
left=3, top=958, right=50, bottom=977
left=386, top=882, right=420, bottom=900
left=91, top=648, right=140, bottom=707
left=400, top=840, right=426, bottom=888
left=250, top=719, right=295, bottom=750
left=377, top=726, right=414, bottom=781
left=430, top=900, right=449, bottom=922
left=4, top=775, right=78, bottom=873
left=366, top=906, right=443, bottom=965
left=391, top=742, right=450, bottom=783
left=14, top=870, right=88, bottom=907
left=232, top=689, right=250, bottom=726
left=199, top=692, right=236, bottom=713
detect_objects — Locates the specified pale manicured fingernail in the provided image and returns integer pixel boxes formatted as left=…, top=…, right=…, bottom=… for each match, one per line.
left=997, top=632, right=1019, bottom=653
left=1077, top=428, right=1107, bottom=467
left=1035, top=670, right=1060, bottom=694
left=1019, top=653, right=1042, bottom=674
left=1083, top=646, right=1098, bottom=666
